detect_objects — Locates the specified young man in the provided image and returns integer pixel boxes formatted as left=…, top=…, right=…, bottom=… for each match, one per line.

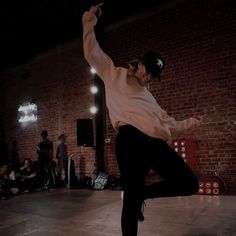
left=56, top=134, right=68, bottom=183
left=82, top=3, right=203, bottom=236
left=37, top=130, right=53, bottom=189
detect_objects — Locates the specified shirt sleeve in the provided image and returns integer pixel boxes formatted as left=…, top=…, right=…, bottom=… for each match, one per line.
left=159, top=109, right=201, bottom=133
left=82, top=11, right=118, bottom=82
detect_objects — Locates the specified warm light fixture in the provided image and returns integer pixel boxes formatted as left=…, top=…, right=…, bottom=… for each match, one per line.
left=90, top=67, right=96, bottom=74
left=90, top=85, right=98, bottom=94
left=90, top=106, right=98, bottom=114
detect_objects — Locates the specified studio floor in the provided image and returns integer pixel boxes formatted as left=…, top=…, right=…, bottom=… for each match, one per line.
left=0, top=188, right=236, bottom=236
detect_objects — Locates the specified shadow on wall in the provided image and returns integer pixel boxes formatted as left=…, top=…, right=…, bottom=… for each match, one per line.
left=10, top=140, right=21, bottom=171
left=0, top=140, right=21, bottom=171
left=0, top=142, right=9, bottom=165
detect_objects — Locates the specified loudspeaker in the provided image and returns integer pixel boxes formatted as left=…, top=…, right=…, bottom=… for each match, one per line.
left=77, top=119, right=94, bottom=147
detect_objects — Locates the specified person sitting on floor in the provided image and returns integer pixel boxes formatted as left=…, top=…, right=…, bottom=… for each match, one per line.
left=18, top=158, right=37, bottom=193
left=0, top=164, right=19, bottom=199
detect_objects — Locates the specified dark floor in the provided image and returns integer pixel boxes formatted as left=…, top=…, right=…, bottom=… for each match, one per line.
left=0, top=188, right=236, bottom=236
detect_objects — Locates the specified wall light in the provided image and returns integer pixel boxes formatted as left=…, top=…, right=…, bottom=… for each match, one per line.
left=90, top=67, right=97, bottom=74
left=90, top=85, right=98, bottom=94
left=90, top=106, right=98, bottom=114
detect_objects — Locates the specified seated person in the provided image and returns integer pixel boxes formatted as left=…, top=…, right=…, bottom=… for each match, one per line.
left=17, top=158, right=37, bottom=193
left=0, top=164, right=19, bottom=199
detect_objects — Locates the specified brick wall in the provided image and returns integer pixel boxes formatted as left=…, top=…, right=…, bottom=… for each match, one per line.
left=103, top=0, right=236, bottom=193
left=1, top=0, right=236, bottom=192
left=1, top=42, right=98, bottom=178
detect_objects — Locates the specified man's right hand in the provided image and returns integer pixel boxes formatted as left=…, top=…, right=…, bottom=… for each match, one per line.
left=89, top=3, right=104, bottom=18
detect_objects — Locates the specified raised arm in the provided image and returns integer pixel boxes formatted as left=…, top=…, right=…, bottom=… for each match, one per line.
left=82, top=3, right=117, bottom=82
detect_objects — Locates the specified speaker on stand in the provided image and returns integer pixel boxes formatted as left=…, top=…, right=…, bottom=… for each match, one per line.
left=76, top=119, right=94, bottom=147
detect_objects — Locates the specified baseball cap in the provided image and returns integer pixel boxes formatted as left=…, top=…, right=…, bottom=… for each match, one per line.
left=58, top=134, right=67, bottom=141
left=141, top=51, right=165, bottom=79
left=41, top=130, right=48, bottom=136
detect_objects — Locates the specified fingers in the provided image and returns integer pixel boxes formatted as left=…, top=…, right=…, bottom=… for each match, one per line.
left=198, top=117, right=203, bottom=123
left=95, top=2, right=104, bottom=8
left=195, top=116, right=202, bottom=121
left=90, top=2, right=104, bottom=17
left=194, top=115, right=205, bottom=123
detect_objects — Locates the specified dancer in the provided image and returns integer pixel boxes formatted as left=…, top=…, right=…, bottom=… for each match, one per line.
left=82, top=3, right=203, bottom=235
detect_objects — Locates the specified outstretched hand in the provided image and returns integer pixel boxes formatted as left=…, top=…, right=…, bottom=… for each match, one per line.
left=193, top=115, right=205, bottom=124
left=90, top=2, right=104, bottom=18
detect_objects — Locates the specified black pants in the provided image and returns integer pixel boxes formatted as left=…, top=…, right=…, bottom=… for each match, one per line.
left=37, top=160, right=56, bottom=188
left=115, top=125, right=199, bottom=236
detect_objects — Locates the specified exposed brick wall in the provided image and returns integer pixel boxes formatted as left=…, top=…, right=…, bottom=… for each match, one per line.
left=1, top=0, right=235, bottom=192
left=103, top=0, right=236, bottom=193
left=1, top=42, right=97, bottom=179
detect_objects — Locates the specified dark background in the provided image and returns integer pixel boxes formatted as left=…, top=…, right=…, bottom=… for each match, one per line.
left=0, top=0, right=162, bottom=71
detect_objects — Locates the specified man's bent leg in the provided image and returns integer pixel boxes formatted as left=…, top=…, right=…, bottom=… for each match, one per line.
left=144, top=138, right=199, bottom=199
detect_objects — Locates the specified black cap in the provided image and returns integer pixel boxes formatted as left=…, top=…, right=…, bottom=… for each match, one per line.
left=58, top=134, right=67, bottom=141
left=141, top=51, right=165, bottom=79
left=41, top=130, right=48, bottom=137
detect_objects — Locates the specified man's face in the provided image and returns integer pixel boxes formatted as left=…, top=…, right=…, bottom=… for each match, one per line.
left=24, top=160, right=31, bottom=167
left=0, top=165, right=8, bottom=175
left=41, top=132, right=47, bottom=139
left=135, top=62, right=155, bottom=86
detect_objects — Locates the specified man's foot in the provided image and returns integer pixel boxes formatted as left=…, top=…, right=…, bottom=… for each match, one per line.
left=137, top=211, right=145, bottom=221
left=121, top=191, right=145, bottom=222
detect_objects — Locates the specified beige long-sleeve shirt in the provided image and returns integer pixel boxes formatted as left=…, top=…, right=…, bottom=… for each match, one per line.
left=82, top=11, right=200, bottom=142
